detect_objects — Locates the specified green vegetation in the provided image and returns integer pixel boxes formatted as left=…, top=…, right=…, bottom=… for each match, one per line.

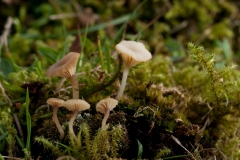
left=1, top=0, right=240, bottom=159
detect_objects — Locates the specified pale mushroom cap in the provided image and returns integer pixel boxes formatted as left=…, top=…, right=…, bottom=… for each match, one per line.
left=116, top=40, right=152, bottom=67
left=64, top=99, right=90, bottom=111
left=96, top=97, right=118, bottom=114
left=46, top=52, right=80, bottom=78
left=47, top=98, right=64, bottom=107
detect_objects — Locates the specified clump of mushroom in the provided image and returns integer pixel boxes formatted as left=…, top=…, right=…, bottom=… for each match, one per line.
left=115, top=40, right=152, bottom=100
left=96, top=97, right=118, bottom=129
left=46, top=98, right=65, bottom=139
left=63, top=99, right=90, bottom=142
left=46, top=52, right=80, bottom=99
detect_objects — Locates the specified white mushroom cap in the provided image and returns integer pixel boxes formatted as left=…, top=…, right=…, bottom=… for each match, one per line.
left=46, top=52, right=80, bottom=78
left=96, top=97, right=118, bottom=114
left=47, top=98, right=64, bottom=107
left=64, top=99, right=90, bottom=112
left=116, top=40, right=152, bottom=68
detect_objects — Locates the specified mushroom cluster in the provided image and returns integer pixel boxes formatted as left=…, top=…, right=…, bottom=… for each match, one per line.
left=44, top=40, right=151, bottom=141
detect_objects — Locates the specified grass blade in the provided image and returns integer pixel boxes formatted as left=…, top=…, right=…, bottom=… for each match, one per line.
left=163, top=155, right=190, bottom=159
left=25, top=88, right=31, bottom=159
left=97, top=36, right=105, bottom=70
left=20, top=13, right=139, bottom=39
left=0, top=131, right=8, bottom=141
left=136, top=138, right=143, bottom=159
left=77, top=24, right=89, bottom=70
left=15, top=135, right=25, bottom=149
left=105, top=44, right=111, bottom=73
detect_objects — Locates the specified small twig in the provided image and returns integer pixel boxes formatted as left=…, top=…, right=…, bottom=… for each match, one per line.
left=171, top=135, right=197, bottom=160
left=201, top=103, right=214, bottom=121
left=0, top=17, right=14, bottom=67
left=135, top=9, right=166, bottom=38
left=134, top=106, right=155, bottom=118
left=0, top=17, right=13, bottom=50
left=170, top=20, right=188, bottom=34
left=1, top=156, right=23, bottom=160
left=35, top=104, right=49, bottom=113
left=50, top=12, right=83, bottom=20
left=56, top=155, right=77, bottom=160
left=13, top=113, right=24, bottom=141
left=0, top=81, right=12, bottom=106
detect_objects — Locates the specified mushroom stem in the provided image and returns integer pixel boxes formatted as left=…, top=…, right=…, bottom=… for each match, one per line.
left=52, top=107, right=64, bottom=139
left=56, top=78, right=66, bottom=94
left=101, top=108, right=110, bottom=129
left=69, top=75, right=79, bottom=99
left=116, top=66, right=129, bottom=100
left=68, top=110, right=79, bottom=142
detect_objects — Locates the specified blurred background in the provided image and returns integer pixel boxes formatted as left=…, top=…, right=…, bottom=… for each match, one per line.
left=0, top=0, right=240, bottom=66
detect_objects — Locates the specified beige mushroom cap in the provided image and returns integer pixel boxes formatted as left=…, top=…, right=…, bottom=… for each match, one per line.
left=96, top=97, right=118, bottom=114
left=47, top=98, right=64, bottom=107
left=64, top=99, right=90, bottom=111
left=116, top=40, right=152, bottom=67
left=46, top=52, right=80, bottom=78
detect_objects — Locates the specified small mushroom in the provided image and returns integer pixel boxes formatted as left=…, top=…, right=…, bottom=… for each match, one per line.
left=63, top=99, right=90, bottom=142
left=115, top=40, right=152, bottom=100
left=46, top=98, right=65, bottom=139
left=46, top=52, right=80, bottom=99
left=96, top=97, right=118, bottom=129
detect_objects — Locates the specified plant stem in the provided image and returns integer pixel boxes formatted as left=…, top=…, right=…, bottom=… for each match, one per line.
left=68, top=110, right=78, bottom=142
left=69, top=75, right=79, bottom=99
left=52, top=107, right=64, bottom=139
left=116, top=66, right=129, bottom=100
left=101, top=108, right=110, bottom=129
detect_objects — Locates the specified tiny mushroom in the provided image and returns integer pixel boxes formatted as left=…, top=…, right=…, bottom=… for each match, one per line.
left=63, top=99, right=90, bottom=142
left=46, top=98, right=65, bottom=139
left=46, top=52, right=80, bottom=99
left=96, top=97, right=118, bottom=129
left=115, top=40, right=152, bottom=100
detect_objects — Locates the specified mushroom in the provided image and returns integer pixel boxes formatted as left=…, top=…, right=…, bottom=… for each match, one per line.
left=63, top=99, right=90, bottom=142
left=96, top=97, right=118, bottom=129
left=115, top=40, right=152, bottom=100
left=46, top=98, right=65, bottom=139
left=46, top=52, right=80, bottom=99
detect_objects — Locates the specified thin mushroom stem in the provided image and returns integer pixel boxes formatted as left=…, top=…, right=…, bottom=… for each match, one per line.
left=56, top=78, right=66, bottom=94
left=69, top=75, right=79, bottom=99
left=101, top=108, right=110, bottom=129
left=68, top=110, right=78, bottom=142
left=52, top=107, right=64, bottom=139
left=116, top=66, right=129, bottom=100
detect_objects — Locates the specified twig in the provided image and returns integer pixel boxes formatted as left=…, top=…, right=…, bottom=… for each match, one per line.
left=56, top=156, right=77, bottom=160
left=135, top=9, right=166, bottom=38
left=35, top=104, right=49, bottom=113
left=1, top=156, right=23, bottom=160
left=134, top=106, right=155, bottom=118
left=0, top=16, right=14, bottom=69
left=170, top=20, right=188, bottom=34
left=13, top=113, right=24, bottom=141
left=0, top=17, right=13, bottom=50
left=171, top=135, right=197, bottom=160
left=0, top=81, right=12, bottom=106
left=50, top=12, right=83, bottom=20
